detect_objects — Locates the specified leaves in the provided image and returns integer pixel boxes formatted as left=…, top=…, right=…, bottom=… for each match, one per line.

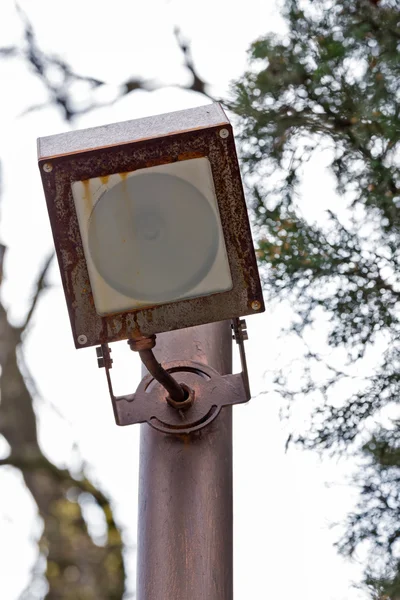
left=231, top=0, right=400, bottom=595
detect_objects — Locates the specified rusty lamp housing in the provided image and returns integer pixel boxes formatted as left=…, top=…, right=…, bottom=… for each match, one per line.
left=38, top=103, right=264, bottom=350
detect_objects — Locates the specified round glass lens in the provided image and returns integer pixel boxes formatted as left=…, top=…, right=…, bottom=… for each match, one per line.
left=88, top=172, right=220, bottom=301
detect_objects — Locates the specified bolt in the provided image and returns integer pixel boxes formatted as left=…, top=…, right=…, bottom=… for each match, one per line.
left=43, top=162, right=53, bottom=173
left=219, top=128, right=229, bottom=139
left=77, top=334, right=87, bottom=345
left=251, top=300, right=262, bottom=311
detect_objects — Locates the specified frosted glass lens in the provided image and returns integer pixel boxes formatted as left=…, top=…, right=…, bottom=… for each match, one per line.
left=88, top=173, right=220, bottom=301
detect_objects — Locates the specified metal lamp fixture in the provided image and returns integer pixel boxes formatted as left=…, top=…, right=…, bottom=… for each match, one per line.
left=38, top=103, right=263, bottom=348
left=38, top=104, right=266, bottom=600
left=38, top=103, right=264, bottom=431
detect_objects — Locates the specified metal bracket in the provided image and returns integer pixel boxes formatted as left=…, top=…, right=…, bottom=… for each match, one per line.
left=116, top=361, right=247, bottom=434
left=231, top=318, right=251, bottom=399
left=96, top=322, right=251, bottom=434
left=96, top=344, right=251, bottom=434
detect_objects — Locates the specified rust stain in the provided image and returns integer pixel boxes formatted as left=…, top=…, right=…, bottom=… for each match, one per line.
left=131, top=311, right=143, bottom=338
left=100, top=175, right=109, bottom=185
left=119, top=172, right=129, bottom=180
left=120, top=313, right=127, bottom=338
left=82, top=179, right=90, bottom=198
left=81, top=179, right=95, bottom=223
left=176, top=433, right=192, bottom=446
left=177, top=151, right=204, bottom=161
left=145, top=156, right=173, bottom=169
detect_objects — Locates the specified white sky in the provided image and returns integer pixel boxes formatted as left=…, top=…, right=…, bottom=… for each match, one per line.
left=0, top=0, right=370, bottom=598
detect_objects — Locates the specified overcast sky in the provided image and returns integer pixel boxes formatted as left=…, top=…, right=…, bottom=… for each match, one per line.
left=0, top=1, right=369, bottom=598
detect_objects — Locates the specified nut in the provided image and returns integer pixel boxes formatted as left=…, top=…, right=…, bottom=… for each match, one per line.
left=77, top=334, right=88, bottom=345
left=43, top=162, right=53, bottom=173
left=219, top=128, right=229, bottom=139
left=166, top=383, right=195, bottom=411
left=251, top=300, right=262, bottom=311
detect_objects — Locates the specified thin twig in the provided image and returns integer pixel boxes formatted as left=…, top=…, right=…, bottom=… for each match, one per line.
left=174, top=27, right=213, bottom=99
left=20, top=252, right=54, bottom=333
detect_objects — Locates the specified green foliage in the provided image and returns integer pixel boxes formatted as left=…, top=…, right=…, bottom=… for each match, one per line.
left=230, top=0, right=400, bottom=596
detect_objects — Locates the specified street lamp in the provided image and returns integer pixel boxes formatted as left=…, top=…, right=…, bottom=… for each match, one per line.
left=38, top=103, right=263, bottom=349
left=38, top=103, right=264, bottom=428
left=38, top=103, right=264, bottom=600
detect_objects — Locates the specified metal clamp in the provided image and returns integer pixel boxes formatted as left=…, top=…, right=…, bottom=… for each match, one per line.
left=231, top=318, right=251, bottom=399
left=115, top=361, right=248, bottom=434
left=96, top=321, right=251, bottom=434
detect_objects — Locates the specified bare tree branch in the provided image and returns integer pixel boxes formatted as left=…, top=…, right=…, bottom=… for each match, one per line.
left=0, top=46, right=18, bottom=57
left=0, top=9, right=215, bottom=598
left=3, top=6, right=213, bottom=123
left=0, top=455, right=111, bottom=508
left=19, top=252, right=54, bottom=334
left=174, top=27, right=213, bottom=98
left=10, top=4, right=107, bottom=121
left=0, top=289, right=125, bottom=597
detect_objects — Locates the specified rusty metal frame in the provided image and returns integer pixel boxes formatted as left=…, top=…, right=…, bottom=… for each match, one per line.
left=38, top=104, right=264, bottom=348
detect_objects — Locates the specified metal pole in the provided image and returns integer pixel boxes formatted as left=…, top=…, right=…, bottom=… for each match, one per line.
left=137, top=321, right=233, bottom=600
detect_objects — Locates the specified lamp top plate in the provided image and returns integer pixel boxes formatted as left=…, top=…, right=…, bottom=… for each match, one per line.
left=38, top=103, right=228, bottom=160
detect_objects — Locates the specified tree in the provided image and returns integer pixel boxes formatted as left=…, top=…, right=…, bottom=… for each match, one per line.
left=0, top=7, right=129, bottom=598
left=230, top=0, right=400, bottom=596
left=0, top=6, right=210, bottom=598
left=0, top=231, right=126, bottom=600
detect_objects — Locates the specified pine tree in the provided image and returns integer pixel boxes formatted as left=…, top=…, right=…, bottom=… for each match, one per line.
left=230, top=1, right=400, bottom=595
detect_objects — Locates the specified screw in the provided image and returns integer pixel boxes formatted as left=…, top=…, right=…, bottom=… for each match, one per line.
left=219, top=128, right=229, bottom=139
left=77, top=334, right=87, bottom=345
left=251, top=300, right=262, bottom=311
left=43, top=162, right=53, bottom=173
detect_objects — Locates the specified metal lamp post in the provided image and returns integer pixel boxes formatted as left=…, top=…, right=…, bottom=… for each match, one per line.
left=137, top=322, right=234, bottom=600
left=38, top=103, right=264, bottom=599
